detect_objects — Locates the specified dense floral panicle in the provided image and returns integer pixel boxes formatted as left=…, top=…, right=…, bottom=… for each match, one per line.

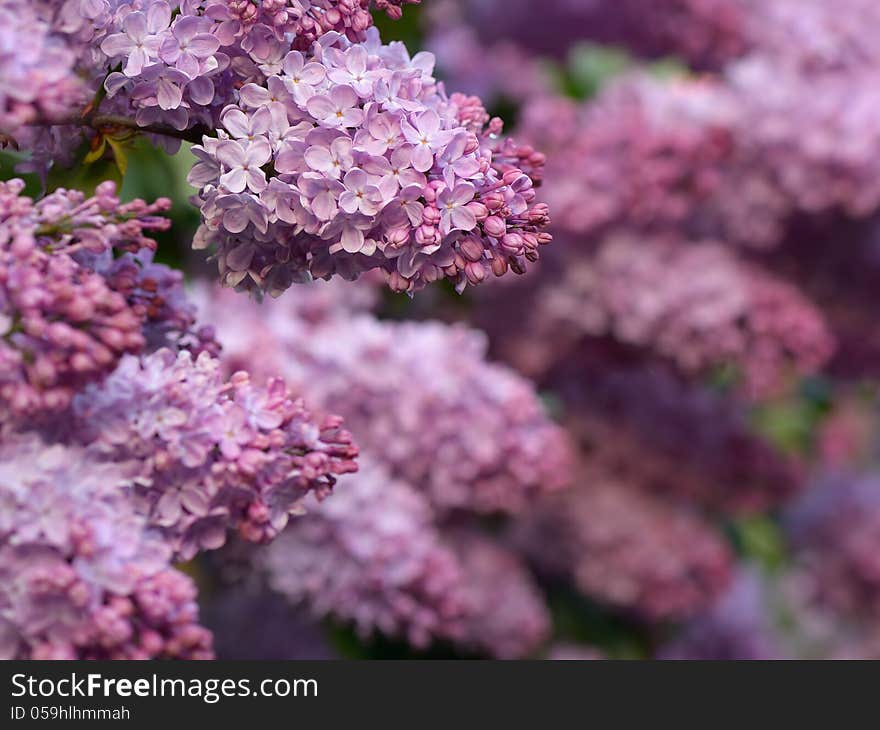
left=516, top=78, right=788, bottom=248
left=0, top=179, right=176, bottom=420
left=0, top=0, right=85, bottom=134
left=530, top=235, right=833, bottom=398
left=262, top=459, right=465, bottom=648
left=0, top=433, right=213, bottom=659
left=658, top=571, right=787, bottom=659
left=195, top=283, right=573, bottom=515
left=71, top=347, right=358, bottom=559
left=520, top=69, right=880, bottom=249
left=11, top=3, right=551, bottom=292
left=514, top=480, right=733, bottom=622
left=189, top=29, right=551, bottom=294
left=784, top=473, right=880, bottom=621
left=554, top=363, right=802, bottom=514
left=99, top=250, right=221, bottom=355
left=444, top=529, right=550, bottom=659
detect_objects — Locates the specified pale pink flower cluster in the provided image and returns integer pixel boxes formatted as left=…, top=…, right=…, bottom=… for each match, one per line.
left=72, top=347, right=358, bottom=560
left=190, top=28, right=551, bottom=294
left=0, top=433, right=213, bottom=659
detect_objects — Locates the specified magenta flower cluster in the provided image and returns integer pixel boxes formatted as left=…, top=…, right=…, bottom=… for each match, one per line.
left=0, top=433, right=213, bottom=659
left=189, top=29, right=550, bottom=293
left=0, top=179, right=171, bottom=421
left=197, top=280, right=566, bottom=656
left=73, top=347, right=358, bottom=559
left=7, top=1, right=552, bottom=294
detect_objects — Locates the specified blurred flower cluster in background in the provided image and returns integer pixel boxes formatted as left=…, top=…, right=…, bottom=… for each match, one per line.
left=4, top=0, right=880, bottom=661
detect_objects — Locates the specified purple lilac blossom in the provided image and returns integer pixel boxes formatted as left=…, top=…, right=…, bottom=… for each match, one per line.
left=189, top=29, right=551, bottom=293
left=71, top=347, right=358, bottom=560
left=261, top=458, right=466, bottom=649
left=515, top=234, right=834, bottom=399
left=0, top=0, right=85, bottom=134
left=514, top=479, right=733, bottom=622
left=193, top=282, right=573, bottom=515
left=12, top=2, right=553, bottom=293
left=0, top=180, right=171, bottom=421
left=0, top=433, right=213, bottom=660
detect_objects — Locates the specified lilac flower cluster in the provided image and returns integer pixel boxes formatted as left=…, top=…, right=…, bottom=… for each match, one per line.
left=189, top=29, right=550, bottom=294
left=72, top=347, right=358, bottom=560
left=0, top=180, right=172, bottom=421
left=0, top=0, right=85, bottom=134
left=195, top=282, right=573, bottom=515
left=530, top=235, right=834, bottom=398
left=8, top=2, right=553, bottom=293
left=262, top=458, right=465, bottom=649
left=0, top=433, right=213, bottom=659
left=514, top=479, right=733, bottom=622
left=262, top=459, right=551, bottom=658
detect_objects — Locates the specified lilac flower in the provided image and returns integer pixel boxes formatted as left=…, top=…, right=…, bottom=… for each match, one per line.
left=159, top=14, right=221, bottom=78
left=100, top=3, right=171, bottom=77
left=217, top=138, right=272, bottom=194
left=339, top=168, right=384, bottom=216
left=438, top=182, right=477, bottom=236
left=327, top=45, right=378, bottom=97
left=303, top=134, right=354, bottom=179
left=307, top=85, right=365, bottom=129
left=402, top=110, right=454, bottom=172
left=281, top=50, right=326, bottom=104
left=71, top=348, right=358, bottom=560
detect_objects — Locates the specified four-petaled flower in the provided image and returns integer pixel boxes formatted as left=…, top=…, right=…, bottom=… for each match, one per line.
left=101, top=2, right=172, bottom=77
left=438, top=182, right=477, bottom=236
left=402, top=111, right=455, bottom=173
left=307, top=86, right=365, bottom=129
left=217, top=139, right=272, bottom=194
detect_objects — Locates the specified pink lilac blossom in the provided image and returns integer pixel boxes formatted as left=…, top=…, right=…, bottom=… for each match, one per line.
left=0, top=179, right=175, bottom=421
left=0, top=0, right=85, bottom=134
left=444, top=529, right=550, bottom=659
left=194, top=282, right=573, bottom=515
left=528, top=235, right=834, bottom=398
left=0, top=433, right=213, bottom=660
left=71, top=347, right=358, bottom=560
left=514, top=480, right=733, bottom=622
left=261, top=458, right=465, bottom=649
left=189, top=29, right=551, bottom=294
